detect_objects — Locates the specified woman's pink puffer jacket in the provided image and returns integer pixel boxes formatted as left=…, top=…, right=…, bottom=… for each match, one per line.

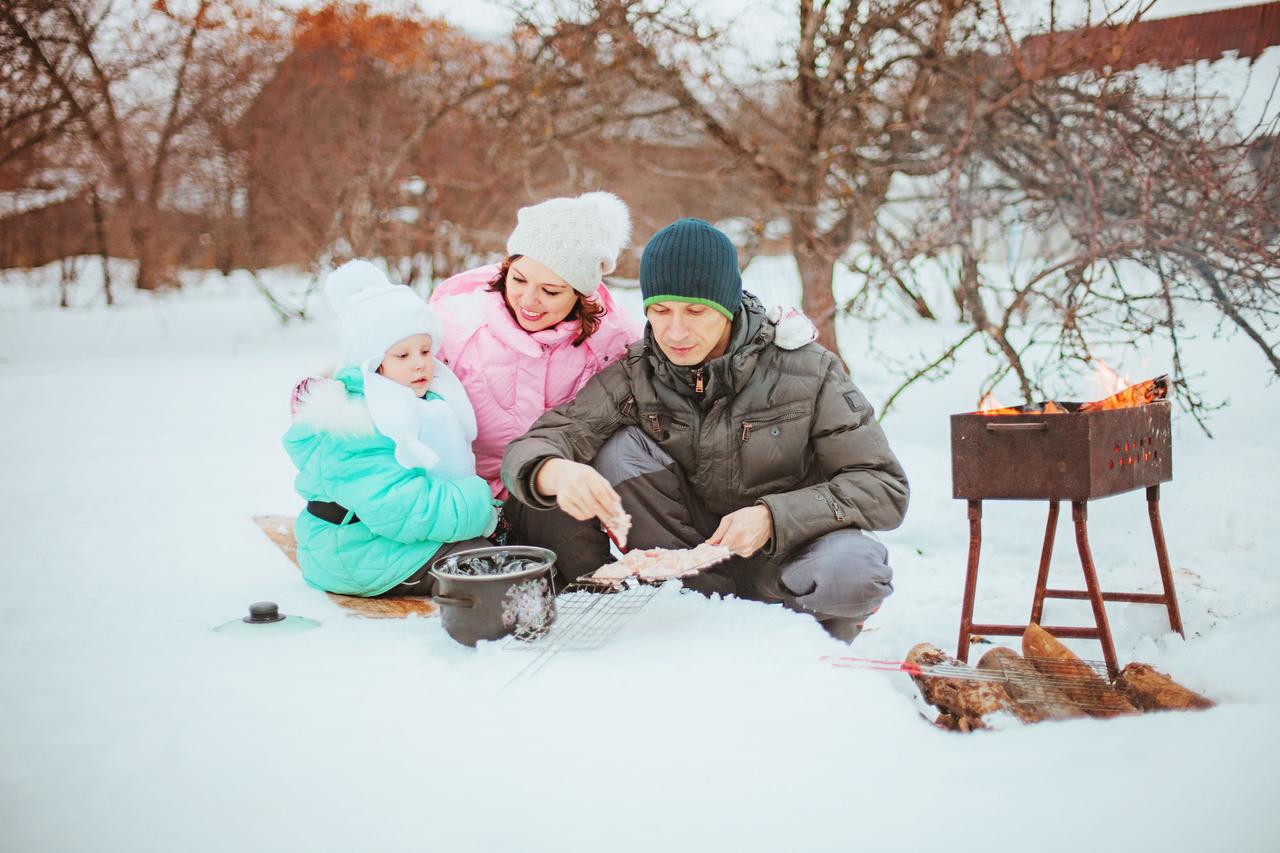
left=430, top=264, right=642, bottom=498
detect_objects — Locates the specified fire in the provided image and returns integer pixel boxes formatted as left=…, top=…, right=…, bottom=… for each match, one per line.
left=977, top=391, right=1024, bottom=416
left=973, top=375, right=1170, bottom=415
left=1090, top=357, right=1129, bottom=398
left=1078, top=375, right=1170, bottom=412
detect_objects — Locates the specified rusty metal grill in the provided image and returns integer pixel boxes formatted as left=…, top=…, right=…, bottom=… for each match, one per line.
left=949, top=397, right=1183, bottom=677
left=951, top=401, right=1172, bottom=500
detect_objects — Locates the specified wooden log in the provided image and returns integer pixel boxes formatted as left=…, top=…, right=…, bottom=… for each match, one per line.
left=933, top=713, right=967, bottom=732
left=905, top=643, right=1036, bottom=729
left=1116, top=663, right=1215, bottom=712
left=1021, top=624, right=1137, bottom=718
left=252, top=515, right=437, bottom=619
left=977, top=647, right=1088, bottom=722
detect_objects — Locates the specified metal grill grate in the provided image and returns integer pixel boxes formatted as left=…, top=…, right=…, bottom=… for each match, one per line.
left=502, top=580, right=664, bottom=684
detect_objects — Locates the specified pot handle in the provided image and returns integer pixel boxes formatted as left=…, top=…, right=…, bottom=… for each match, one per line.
left=432, top=594, right=474, bottom=609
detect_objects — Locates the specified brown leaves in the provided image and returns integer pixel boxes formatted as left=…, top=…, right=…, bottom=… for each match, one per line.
left=293, top=4, right=466, bottom=81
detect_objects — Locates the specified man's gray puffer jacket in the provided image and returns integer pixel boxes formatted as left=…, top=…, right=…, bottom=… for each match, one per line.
left=501, top=293, right=909, bottom=557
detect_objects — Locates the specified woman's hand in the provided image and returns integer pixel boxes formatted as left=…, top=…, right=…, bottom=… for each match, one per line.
left=707, top=505, right=773, bottom=557
left=534, top=458, right=623, bottom=526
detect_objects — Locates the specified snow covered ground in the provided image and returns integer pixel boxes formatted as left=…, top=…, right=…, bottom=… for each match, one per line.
left=1, top=258, right=1277, bottom=852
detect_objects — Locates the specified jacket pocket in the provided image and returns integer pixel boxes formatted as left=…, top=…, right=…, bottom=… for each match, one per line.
left=639, top=408, right=690, bottom=441
left=736, top=405, right=813, bottom=493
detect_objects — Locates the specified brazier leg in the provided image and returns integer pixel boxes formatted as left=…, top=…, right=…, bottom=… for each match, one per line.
left=1029, top=500, right=1060, bottom=625
left=957, top=500, right=982, bottom=663
left=1072, top=500, right=1119, bottom=678
left=1147, top=485, right=1185, bottom=638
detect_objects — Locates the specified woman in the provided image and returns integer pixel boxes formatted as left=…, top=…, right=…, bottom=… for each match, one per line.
left=430, top=191, right=641, bottom=501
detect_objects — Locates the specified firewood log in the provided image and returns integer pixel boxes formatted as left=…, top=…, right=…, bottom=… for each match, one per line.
left=1116, top=663, right=1215, bottom=712
left=933, top=712, right=962, bottom=732
left=905, top=643, right=1036, bottom=729
left=1021, top=624, right=1138, bottom=718
left=977, top=647, right=1088, bottom=722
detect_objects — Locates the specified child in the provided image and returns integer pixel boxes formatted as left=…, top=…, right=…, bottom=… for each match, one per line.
left=283, top=260, right=497, bottom=597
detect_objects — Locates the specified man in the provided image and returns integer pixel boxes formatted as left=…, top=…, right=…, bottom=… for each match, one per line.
left=501, top=218, right=909, bottom=640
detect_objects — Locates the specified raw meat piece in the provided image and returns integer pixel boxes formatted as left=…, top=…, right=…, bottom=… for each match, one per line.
left=592, top=561, right=637, bottom=581
left=605, top=508, right=632, bottom=549
left=590, top=543, right=732, bottom=583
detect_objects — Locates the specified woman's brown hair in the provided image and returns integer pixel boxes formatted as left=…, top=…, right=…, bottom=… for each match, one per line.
left=487, top=255, right=606, bottom=347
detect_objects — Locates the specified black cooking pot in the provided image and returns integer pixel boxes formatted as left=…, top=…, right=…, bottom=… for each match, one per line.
left=429, top=546, right=557, bottom=647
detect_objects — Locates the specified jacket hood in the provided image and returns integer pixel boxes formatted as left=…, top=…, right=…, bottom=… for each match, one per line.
left=642, top=292, right=781, bottom=404
left=431, top=263, right=635, bottom=360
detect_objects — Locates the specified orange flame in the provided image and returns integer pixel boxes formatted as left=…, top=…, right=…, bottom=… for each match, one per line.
left=973, top=374, right=1170, bottom=415
left=977, top=391, right=1024, bottom=415
left=1090, top=357, right=1131, bottom=399
left=1078, top=375, right=1170, bottom=412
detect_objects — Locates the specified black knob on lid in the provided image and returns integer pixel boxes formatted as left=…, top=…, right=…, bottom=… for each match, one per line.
left=244, top=601, right=285, bottom=624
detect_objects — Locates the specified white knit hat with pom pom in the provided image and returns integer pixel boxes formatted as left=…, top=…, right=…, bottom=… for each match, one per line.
left=321, top=259, right=478, bottom=481
left=324, top=259, right=443, bottom=369
left=505, top=191, right=632, bottom=295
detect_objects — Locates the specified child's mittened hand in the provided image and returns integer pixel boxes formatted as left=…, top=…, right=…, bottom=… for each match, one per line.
left=482, top=506, right=500, bottom=538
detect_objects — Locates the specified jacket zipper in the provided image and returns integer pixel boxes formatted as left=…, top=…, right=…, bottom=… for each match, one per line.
left=740, top=409, right=808, bottom=443
left=822, top=488, right=846, bottom=522
left=693, top=368, right=704, bottom=395
left=601, top=395, right=635, bottom=433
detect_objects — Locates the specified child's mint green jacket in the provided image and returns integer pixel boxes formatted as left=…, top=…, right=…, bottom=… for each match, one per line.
left=283, top=368, right=495, bottom=596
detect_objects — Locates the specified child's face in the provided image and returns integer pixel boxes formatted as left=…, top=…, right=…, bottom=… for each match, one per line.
left=378, top=334, right=434, bottom=397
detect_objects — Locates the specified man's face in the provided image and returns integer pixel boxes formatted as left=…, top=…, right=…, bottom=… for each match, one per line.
left=647, top=301, right=732, bottom=366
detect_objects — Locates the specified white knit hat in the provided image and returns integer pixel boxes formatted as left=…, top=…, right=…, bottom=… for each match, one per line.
left=505, top=191, right=632, bottom=295
left=322, top=259, right=479, bottom=480
left=324, top=260, right=443, bottom=369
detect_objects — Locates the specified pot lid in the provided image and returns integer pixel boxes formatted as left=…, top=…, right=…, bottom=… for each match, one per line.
left=214, top=601, right=320, bottom=634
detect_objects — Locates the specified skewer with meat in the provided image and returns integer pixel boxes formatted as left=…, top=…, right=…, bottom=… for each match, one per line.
left=603, top=507, right=632, bottom=549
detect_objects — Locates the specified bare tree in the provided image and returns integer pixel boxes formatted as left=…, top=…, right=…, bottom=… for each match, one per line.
left=235, top=1, right=702, bottom=297
left=525, top=0, right=1277, bottom=424
left=519, top=0, right=995, bottom=352
left=235, top=3, right=522, bottom=285
left=2, top=0, right=282, bottom=290
left=0, top=2, right=82, bottom=173
left=868, top=3, right=1280, bottom=427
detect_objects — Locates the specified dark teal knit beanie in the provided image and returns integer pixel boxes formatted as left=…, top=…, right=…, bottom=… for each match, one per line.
left=639, top=218, right=742, bottom=320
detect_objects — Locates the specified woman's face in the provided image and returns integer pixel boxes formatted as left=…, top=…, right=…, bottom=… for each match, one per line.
left=504, top=256, right=579, bottom=333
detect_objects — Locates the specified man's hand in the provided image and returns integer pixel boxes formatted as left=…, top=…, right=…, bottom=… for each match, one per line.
left=534, top=458, right=624, bottom=526
left=707, top=505, right=773, bottom=557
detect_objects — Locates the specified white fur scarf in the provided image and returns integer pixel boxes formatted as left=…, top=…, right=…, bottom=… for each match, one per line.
left=361, top=358, right=479, bottom=481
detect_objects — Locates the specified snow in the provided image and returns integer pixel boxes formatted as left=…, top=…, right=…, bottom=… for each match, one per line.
left=1, top=257, right=1278, bottom=853
left=0, top=188, right=80, bottom=218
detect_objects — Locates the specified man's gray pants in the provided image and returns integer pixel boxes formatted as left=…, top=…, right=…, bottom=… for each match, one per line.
left=506, top=426, right=894, bottom=639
